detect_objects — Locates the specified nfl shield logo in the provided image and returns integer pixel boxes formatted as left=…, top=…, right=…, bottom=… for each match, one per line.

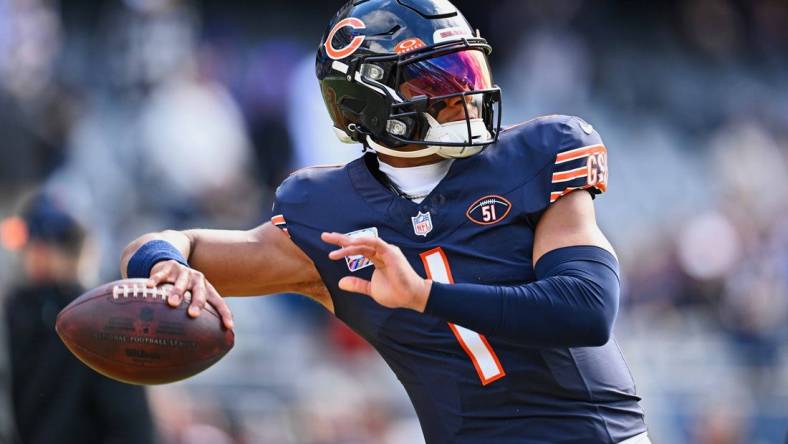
left=411, top=211, right=433, bottom=237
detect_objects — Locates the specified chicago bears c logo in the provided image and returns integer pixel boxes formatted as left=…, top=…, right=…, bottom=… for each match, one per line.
left=325, top=18, right=366, bottom=60
left=466, top=195, right=512, bottom=225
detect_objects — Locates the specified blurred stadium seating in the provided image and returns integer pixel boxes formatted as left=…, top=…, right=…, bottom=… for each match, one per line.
left=0, top=0, right=786, bottom=443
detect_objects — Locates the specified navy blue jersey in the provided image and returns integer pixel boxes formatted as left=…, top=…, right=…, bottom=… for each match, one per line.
left=272, top=115, right=645, bottom=443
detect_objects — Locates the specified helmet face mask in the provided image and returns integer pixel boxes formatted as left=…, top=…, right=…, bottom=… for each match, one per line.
left=317, top=0, right=502, bottom=159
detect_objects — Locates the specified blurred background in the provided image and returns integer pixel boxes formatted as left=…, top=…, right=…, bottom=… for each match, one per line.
left=0, top=0, right=786, bottom=443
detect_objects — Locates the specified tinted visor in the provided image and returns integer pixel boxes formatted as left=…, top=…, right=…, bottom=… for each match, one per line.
left=398, top=49, right=493, bottom=100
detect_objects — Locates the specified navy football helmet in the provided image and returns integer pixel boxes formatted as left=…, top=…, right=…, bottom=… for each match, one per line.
left=316, top=0, right=502, bottom=159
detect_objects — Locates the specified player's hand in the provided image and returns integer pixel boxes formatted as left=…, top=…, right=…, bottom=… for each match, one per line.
left=322, top=232, right=432, bottom=312
left=147, top=260, right=234, bottom=329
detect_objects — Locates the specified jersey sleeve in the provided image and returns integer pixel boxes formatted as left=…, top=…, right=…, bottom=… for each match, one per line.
left=270, top=213, right=289, bottom=234
left=548, top=116, right=608, bottom=203
left=269, top=164, right=345, bottom=241
left=270, top=172, right=306, bottom=237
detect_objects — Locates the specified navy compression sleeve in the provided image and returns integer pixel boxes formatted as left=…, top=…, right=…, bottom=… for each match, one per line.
left=424, top=246, right=620, bottom=347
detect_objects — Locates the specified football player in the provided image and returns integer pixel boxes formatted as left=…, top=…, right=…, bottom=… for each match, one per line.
left=121, top=1, right=649, bottom=442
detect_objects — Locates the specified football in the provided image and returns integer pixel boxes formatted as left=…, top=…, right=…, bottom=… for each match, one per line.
left=55, top=278, right=234, bottom=385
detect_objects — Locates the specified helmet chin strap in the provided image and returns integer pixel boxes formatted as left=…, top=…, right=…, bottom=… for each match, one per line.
left=366, top=113, right=493, bottom=159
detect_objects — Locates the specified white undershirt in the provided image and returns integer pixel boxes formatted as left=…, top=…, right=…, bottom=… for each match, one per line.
left=378, top=159, right=454, bottom=204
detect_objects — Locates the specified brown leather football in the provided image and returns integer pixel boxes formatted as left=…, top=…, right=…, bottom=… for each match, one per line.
left=55, top=278, right=234, bottom=385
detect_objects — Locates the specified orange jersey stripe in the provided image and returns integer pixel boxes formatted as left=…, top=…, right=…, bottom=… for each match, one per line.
left=550, top=186, right=585, bottom=202
left=550, top=183, right=606, bottom=202
left=550, top=191, right=565, bottom=202
left=552, top=167, right=587, bottom=182
left=271, top=215, right=286, bottom=225
left=555, top=144, right=606, bottom=164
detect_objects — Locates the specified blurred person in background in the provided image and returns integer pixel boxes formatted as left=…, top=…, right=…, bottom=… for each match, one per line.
left=120, top=0, right=649, bottom=442
left=2, top=192, right=155, bottom=444
left=47, top=0, right=260, bottom=280
left=0, top=0, right=79, bottom=194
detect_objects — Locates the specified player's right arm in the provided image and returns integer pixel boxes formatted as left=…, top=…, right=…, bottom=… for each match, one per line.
left=120, top=222, right=330, bottom=328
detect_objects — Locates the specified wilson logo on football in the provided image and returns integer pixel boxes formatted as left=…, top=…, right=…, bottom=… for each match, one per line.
left=325, top=18, right=367, bottom=60
left=466, top=195, right=512, bottom=225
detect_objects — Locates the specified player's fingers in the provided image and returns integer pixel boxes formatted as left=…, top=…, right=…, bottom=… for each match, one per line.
left=148, top=268, right=172, bottom=287
left=166, top=285, right=181, bottom=307
left=346, top=234, right=388, bottom=248
left=169, top=267, right=190, bottom=307
left=348, top=235, right=393, bottom=257
left=206, top=282, right=234, bottom=329
left=320, top=232, right=351, bottom=247
left=338, top=276, right=373, bottom=296
left=148, top=260, right=176, bottom=286
left=380, top=244, right=406, bottom=263
left=321, top=231, right=381, bottom=247
left=188, top=275, right=207, bottom=317
left=322, top=232, right=391, bottom=256
left=328, top=245, right=377, bottom=261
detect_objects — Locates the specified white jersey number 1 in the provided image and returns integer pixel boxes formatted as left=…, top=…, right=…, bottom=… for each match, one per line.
left=419, top=247, right=506, bottom=385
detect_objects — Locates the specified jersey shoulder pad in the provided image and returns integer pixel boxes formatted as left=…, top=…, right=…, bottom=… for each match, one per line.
left=272, top=163, right=347, bottom=231
left=275, top=164, right=345, bottom=203
left=507, top=115, right=608, bottom=203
